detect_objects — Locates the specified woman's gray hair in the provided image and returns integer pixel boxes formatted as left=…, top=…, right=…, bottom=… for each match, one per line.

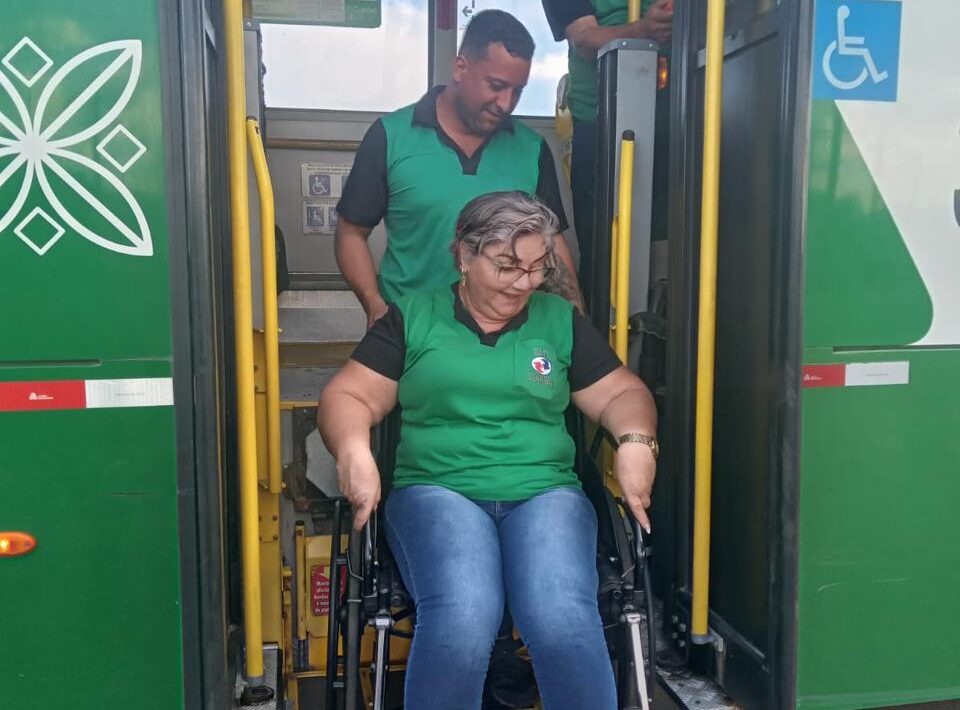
left=451, top=191, right=560, bottom=266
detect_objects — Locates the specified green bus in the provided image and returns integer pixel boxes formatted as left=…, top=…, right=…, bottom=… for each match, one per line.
left=1, top=1, right=957, bottom=709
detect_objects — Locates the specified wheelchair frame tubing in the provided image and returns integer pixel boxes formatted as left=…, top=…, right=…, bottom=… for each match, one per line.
left=345, top=529, right=364, bottom=709
left=326, top=500, right=345, bottom=709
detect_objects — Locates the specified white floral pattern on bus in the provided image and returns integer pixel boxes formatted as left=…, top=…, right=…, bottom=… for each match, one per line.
left=0, top=38, right=152, bottom=256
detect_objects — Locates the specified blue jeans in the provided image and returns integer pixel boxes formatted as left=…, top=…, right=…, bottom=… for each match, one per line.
left=384, top=484, right=617, bottom=710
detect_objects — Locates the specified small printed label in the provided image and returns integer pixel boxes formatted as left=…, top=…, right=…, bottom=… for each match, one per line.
left=845, top=361, right=909, bottom=387
left=311, top=565, right=330, bottom=617
left=802, top=361, right=910, bottom=388
left=0, top=380, right=86, bottom=411
left=84, top=377, right=174, bottom=408
left=0, top=377, right=173, bottom=412
left=801, top=364, right=846, bottom=388
left=311, top=563, right=347, bottom=617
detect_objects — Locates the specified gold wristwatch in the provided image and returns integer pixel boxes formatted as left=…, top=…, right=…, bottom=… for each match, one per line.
left=616, top=432, right=659, bottom=460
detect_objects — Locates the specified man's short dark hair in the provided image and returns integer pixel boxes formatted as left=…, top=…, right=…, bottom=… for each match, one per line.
left=459, top=10, right=535, bottom=61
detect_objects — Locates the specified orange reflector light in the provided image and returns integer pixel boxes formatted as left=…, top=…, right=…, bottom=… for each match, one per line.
left=658, top=56, right=670, bottom=90
left=0, top=532, right=37, bottom=557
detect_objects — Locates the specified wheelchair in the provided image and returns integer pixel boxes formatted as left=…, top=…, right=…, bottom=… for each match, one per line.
left=322, top=416, right=657, bottom=710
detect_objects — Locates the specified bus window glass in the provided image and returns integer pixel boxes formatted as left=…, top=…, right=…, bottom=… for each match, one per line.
left=457, top=1, right=566, bottom=117
left=260, top=0, right=428, bottom=112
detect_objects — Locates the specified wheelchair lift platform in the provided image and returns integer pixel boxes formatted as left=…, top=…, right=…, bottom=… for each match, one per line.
left=660, top=669, right=740, bottom=710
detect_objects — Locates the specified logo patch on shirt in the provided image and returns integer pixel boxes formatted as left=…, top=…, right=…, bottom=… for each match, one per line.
left=522, top=345, right=556, bottom=394
left=531, top=356, right=553, bottom=376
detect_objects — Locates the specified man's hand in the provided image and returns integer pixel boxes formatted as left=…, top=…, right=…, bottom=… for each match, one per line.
left=336, top=447, right=382, bottom=530
left=365, top=297, right=389, bottom=330
left=549, top=236, right=586, bottom=313
left=545, top=257, right=586, bottom=314
left=336, top=216, right=387, bottom=330
left=615, top=441, right=657, bottom=533
left=634, top=0, right=673, bottom=45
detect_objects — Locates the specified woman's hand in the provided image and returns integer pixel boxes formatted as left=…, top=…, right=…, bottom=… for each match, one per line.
left=615, top=442, right=657, bottom=533
left=571, top=367, right=658, bottom=532
left=318, top=361, right=398, bottom=530
left=337, top=446, right=382, bottom=530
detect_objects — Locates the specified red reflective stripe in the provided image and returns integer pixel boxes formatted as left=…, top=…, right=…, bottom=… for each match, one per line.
left=0, top=380, right=87, bottom=412
left=801, top=364, right=846, bottom=388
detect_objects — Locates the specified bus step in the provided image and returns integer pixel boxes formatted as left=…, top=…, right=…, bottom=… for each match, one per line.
left=658, top=667, right=740, bottom=710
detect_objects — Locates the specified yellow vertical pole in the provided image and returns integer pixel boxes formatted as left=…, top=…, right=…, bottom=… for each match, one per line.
left=691, top=0, right=727, bottom=642
left=613, top=132, right=635, bottom=363
left=628, top=0, right=641, bottom=23
left=604, top=134, right=634, bottom=488
left=609, top=216, right=620, bottom=330
left=246, top=118, right=283, bottom=495
left=224, top=0, right=264, bottom=681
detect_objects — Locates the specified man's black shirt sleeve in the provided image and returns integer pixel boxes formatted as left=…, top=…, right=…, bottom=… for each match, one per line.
left=350, top=304, right=406, bottom=380
left=336, top=119, right=388, bottom=228
left=541, top=0, right=597, bottom=41
left=569, top=310, right=622, bottom=391
left=536, top=140, right=570, bottom=233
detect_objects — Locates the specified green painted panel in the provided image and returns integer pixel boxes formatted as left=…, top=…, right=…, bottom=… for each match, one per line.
left=799, top=5, right=960, bottom=706
left=796, top=349, right=960, bottom=710
left=0, top=405, right=183, bottom=709
left=0, top=1, right=173, bottom=361
left=803, top=101, right=932, bottom=348
left=0, top=2, right=185, bottom=708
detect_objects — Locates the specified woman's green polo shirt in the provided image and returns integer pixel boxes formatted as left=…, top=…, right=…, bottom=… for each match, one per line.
left=350, top=285, right=622, bottom=501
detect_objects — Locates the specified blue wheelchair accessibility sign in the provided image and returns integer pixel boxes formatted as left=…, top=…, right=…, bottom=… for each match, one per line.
left=813, top=0, right=902, bottom=102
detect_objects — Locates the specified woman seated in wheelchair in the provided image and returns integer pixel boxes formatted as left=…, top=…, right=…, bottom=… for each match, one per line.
left=318, top=190, right=658, bottom=710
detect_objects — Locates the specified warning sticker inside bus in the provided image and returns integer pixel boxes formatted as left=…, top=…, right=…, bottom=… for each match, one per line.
left=311, top=564, right=346, bottom=616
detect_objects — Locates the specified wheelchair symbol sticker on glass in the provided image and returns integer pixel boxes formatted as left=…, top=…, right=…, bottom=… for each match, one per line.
left=813, top=0, right=902, bottom=102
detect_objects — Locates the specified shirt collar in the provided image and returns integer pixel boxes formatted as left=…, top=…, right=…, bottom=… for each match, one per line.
left=451, top=283, right=529, bottom=345
left=412, top=85, right=515, bottom=134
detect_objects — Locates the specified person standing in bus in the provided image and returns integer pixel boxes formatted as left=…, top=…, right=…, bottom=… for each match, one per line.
left=335, top=9, right=583, bottom=327
left=540, top=0, right=673, bottom=299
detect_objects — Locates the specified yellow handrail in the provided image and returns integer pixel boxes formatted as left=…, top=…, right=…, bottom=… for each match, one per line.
left=691, top=0, right=727, bottom=641
left=246, top=118, right=283, bottom=495
left=224, top=0, right=264, bottom=681
left=609, top=216, right=619, bottom=324
left=295, top=523, right=307, bottom=646
left=613, top=132, right=635, bottom=363
left=628, top=0, right=641, bottom=23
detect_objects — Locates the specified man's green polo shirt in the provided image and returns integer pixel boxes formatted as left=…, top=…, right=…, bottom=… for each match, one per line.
left=337, top=86, right=568, bottom=302
left=350, top=284, right=623, bottom=501
left=544, top=0, right=656, bottom=123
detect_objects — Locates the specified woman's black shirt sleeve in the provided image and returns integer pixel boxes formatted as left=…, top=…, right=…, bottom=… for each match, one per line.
left=350, top=304, right=406, bottom=380
left=568, top=310, right=622, bottom=391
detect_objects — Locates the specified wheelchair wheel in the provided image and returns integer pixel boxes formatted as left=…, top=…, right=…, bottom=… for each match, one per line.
left=334, top=510, right=410, bottom=710
left=323, top=502, right=368, bottom=710
left=597, top=486, right=656, bottom=710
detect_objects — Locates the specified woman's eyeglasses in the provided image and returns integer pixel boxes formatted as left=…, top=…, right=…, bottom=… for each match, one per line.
left=480, top=252, right=557, bottom=284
